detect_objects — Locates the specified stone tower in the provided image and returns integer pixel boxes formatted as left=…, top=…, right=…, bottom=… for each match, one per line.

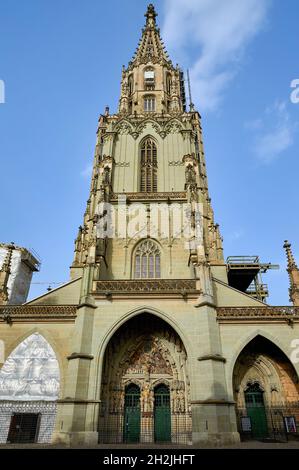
left=57, top=4, right=237, bottom=446
left=2, top=4, right=299, bottom=448
left=70, top=3, right=224, bottom=292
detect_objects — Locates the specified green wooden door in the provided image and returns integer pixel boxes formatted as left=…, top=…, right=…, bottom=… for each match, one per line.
left=154, top=384, right=171, bottom=442
left=123, top=384, right=141, bottom=443
left=245, top=384, right=268, bottom=439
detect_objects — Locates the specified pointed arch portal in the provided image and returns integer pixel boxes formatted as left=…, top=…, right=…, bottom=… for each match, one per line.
left=98, top=313, right=191, bottom=444
left=233, top=335, right=299, bottom=440
left=0, top=333, right=60, bottom=443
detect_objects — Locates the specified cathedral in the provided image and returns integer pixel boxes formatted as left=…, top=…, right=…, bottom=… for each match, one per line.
left=1, top=4, right=299, bottom=447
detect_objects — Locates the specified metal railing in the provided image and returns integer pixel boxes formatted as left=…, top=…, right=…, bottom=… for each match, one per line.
left=236, top=404, right=299, bottom=442
left=227, top=256, right=260, bottom=265
left=98, top=411, right=192, bottom=445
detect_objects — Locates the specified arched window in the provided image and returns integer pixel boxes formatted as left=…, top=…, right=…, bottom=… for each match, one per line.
left=134, top=240, right=161, bottom=279
left=166, top=73, right=172, bottom=95
left=128, top=74, right=134, bottom=95
left=144, top=95, right=155, bottom=112
left=140, top=137, right=157, bottom=192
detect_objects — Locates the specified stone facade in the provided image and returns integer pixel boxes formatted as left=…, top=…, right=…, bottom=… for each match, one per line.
left=0, top=4, right=299, bottom=447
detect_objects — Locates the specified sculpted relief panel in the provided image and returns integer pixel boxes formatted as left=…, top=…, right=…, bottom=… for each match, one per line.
left=0, top=333, right=60, bottom=401
left=123, top=337, right=173, bottom=376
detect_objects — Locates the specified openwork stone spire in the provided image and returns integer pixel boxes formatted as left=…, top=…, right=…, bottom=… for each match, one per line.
left=128, top=3, right=172, bottom=69
left=284, top=240, right=299, bottom=306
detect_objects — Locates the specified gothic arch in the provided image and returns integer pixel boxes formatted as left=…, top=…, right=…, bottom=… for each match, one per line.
left=114, top=118, right=134, bottom=135
left=0, top=332, right=60, bottom=401
left=123, top=378, right=143, bottom=389
left=164, top=118, right=184, bottom=134
left=97, top=312, right=192, bottom=443
left=229, top=329, right=298, bottom=385
left=232, top=334, right=299, bottom=407
left=131, top=238, right=162, bottom=279
left=93, top=307, right=194, bottom=411
left=136, top=119, right=162, bottom=137
left=151, top=378, right=171, bottom=390
left=96, top=305, right=193, bottom=371
left=2, top=328, right=64, bottom=395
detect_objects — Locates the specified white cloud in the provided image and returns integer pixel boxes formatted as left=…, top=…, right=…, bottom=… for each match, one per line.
left=80, top=164, right=92, bottom=178
left=228, top=230, right=244, bottom=241
left=248, top=100, right=297, bottom=164
left=162, top=0, right=270, bottom=112
left=256, top=127, right=293, bottom=163
left=244, top=118, right=263, bottom=130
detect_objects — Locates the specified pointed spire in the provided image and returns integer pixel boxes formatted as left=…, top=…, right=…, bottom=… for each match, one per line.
left=127, top=4, right=172, bottom=69
left=0, top=242, right=15, bottom=305
left=283, top=240, right=299, bottom=306
left=284, top=240, right=298, bottom=270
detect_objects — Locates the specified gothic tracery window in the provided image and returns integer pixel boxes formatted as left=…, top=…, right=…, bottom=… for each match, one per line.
left=134, top=239, right=161, bottom=279
left=140, top=137, right=157, bottom=192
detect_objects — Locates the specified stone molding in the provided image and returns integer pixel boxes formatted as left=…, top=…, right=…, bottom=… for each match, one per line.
left=94, top=279, right=199, bottom=299
left=217, top=306, right=299, bottom=322
left=67, top=353, right=94, bottom=361
left=110, top=191, right=187, bottom=202
left=191, top=399, right=235, bottom=406
left=197, top=354, right=226, bottom=363
left=0, top=305, right=77, bottom=322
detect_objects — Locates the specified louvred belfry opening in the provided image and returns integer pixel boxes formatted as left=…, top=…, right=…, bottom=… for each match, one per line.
left=140, top=138, right=157, bottom=192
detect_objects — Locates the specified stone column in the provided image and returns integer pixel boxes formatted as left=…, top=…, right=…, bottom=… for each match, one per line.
left=52, top=266, right=98, bottom=446
left=190, top=298, right=240, bottom=445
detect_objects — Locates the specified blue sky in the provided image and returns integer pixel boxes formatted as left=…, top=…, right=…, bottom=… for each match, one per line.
left=0, top=0, right=298, bottom=304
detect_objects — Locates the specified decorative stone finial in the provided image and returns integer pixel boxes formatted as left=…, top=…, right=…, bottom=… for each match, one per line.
left=284, top=240, right=298, bottom=270
left=283, top=240, right=299, bottom=306
left=145, top=4, right=157, bottom=27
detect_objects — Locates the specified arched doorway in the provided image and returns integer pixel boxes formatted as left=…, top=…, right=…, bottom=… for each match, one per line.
left=98, top=313, right=191, bottom=444
left=123, top=384, right=141, bottom=443
left=233, top=335, right=299, bottom=440
left=154, top=384, right=171, bottom=442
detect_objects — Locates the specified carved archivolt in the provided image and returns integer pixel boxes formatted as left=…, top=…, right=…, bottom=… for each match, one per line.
left=100, top=315, right=190, bottom=418
left=233, top=342, right=299, bottom=407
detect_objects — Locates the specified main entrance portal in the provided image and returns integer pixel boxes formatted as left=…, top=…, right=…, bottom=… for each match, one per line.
left=98, top=314, right=191, bottom=444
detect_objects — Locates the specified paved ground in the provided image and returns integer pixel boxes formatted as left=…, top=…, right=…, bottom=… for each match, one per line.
left=1, top=440, right=299, bottom=449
